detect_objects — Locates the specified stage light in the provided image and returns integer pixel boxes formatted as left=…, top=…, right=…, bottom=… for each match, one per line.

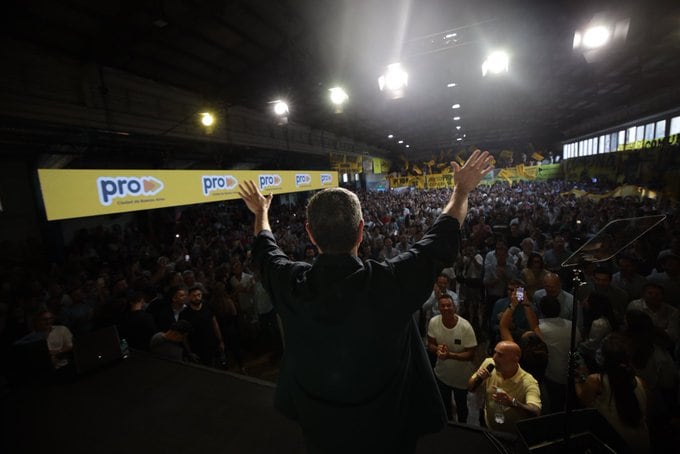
left=482, top=51, right=509, bottom=76
left=273, top=100, right=289, bottom=116
left=582, top=25, right=610, bottom=49
left=456, top=126, right=461, bottom=130
left=447, top=83, right=457, bottom=87
left=378, top=63, right=408, bottom=99
left=456, top=138, right=462, bottom=141
left=453, top=116, right=461, bottom=121
left=398, top=140, right=404, bottom=144
left=388, top=134, right=394, bottom=139
left=451, top=104, right=461, bottom=109
left=200, top=112, right=214, bottom=127
left=573, top=16, right=630, bottom=61
left=405, top=144, right=410, bottom=148
left=329, top=87, right=349, bottom=106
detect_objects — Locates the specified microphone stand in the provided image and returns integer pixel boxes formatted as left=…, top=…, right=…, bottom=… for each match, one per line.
left=562, top=261, right=589, bottom=449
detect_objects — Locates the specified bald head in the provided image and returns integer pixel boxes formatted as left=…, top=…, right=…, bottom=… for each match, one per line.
left=496, top=341, right=521, bottom=361
left=542, top=272, right=561, bottom=296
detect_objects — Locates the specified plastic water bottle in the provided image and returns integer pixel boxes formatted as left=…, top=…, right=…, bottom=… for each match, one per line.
left=493, top=387, right=505, bottom=424
left=120, top=338, right=130, bottom=359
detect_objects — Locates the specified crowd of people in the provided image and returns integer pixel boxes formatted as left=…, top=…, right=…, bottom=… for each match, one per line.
left=1, top=177, right=678, bottom=451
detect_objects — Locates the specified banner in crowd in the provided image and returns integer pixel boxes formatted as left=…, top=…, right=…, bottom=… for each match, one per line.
left=329, top=152, right=363, bottom=173
left=388, top=163, right=562, bottom=189
left=37, top=169, right=338, bottom=221
left=372, top=157, right=392, bottom=174
left=561, top=185, right=660, bottom=200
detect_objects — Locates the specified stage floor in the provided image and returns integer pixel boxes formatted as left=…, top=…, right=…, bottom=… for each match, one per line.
left=1, top=351, right=515, bottom=454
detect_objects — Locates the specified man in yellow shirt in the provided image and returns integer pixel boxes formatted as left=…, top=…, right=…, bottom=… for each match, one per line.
left=468, top=340, right=542, bottom=433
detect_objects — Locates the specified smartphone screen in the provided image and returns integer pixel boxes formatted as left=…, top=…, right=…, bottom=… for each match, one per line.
left=516, top=287, right=524, bottom=301
left=185, top=254, right=190, bottom=262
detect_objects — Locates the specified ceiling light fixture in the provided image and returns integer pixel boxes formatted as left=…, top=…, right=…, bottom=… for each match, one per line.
left=451, top=104, right=461, bottom=109
left=378, top=63, right=408, bottom=99
left=453, top=116, right=461, bottom=121
left=482, top=51, right=509, bottom=76
left=200, top=112, right=214, bottom=127
left=329, top=87, right=348, bottom=105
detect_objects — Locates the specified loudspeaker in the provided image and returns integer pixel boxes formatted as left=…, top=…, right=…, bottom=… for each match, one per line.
left=515, top=409, right=630, bottom=454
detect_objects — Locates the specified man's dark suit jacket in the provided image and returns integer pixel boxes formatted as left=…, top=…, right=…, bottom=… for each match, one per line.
left=253, top=214, right=461, bottom=452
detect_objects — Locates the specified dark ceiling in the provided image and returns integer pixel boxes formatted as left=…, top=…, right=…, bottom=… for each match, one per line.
left=3, top=0, right=680, bottom=167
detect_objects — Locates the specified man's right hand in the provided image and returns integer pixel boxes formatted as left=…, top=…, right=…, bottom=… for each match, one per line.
left=238, top=180, right=273, bottom=234
left=451, top=149, right=494, bottom=194
left=238, top=180, right=272, bottom=215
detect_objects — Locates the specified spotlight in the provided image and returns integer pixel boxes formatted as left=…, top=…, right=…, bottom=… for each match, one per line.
left=482, top=51, right=509, bottom=77
left=329, top=87, right=348, bottom=113
left=453, top=116, right=461, bottom=121
left=451, top=104, right=461, bottom=109
left=269, top=100, right=289, bottom=125
left=573, top=16, right=630, bottom=62
left=200, top=112, right=215, bottom=127
left=378, top=63, right=408, bottom=99
left=387, top=134, right=394, bottom=139
left=273, top=100, right=289, bottom=116
left=329, top=87, right=348, bottom=106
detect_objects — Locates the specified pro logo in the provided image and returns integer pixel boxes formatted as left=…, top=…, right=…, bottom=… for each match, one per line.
left=295, top=174, right=312, bottom=187
left=97, top=176, right=164, bottom=206
left=320, top=173, right=333, bottom=185
left=258, top=174, right=282, bottom=190
left=202, top=175, right=238, bottom=196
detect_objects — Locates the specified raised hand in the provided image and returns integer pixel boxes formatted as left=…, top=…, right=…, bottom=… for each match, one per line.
left=238, top=180, right=273, bottom=215
left=451, top=149, right=494, bottom=194
left=238, top=180, right=273, bottom=234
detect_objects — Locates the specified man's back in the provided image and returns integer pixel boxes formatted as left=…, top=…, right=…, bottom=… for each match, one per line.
left=253, top=215, right=461, bottom=451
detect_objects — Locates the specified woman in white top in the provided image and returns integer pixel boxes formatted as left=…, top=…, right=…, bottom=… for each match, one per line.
left=575, top=333, right=650, bottom=453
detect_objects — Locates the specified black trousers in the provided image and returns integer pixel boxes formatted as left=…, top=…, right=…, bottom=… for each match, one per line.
left=436, top=377, right=470, bottom=423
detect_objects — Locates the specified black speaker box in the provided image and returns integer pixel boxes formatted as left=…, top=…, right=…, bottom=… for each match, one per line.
left=515, top=408, right=631, bottom=454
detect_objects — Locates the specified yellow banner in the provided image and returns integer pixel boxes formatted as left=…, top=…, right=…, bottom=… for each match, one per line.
left=561, top=185, right=657, bottom=200
left=372, top=157, right=391, bottom=174
left=426, top=174, right=454, bottom=189
left=330, top=152, right=362, bottom=172
left=38, top=169, right=338, bottom=221
left=388, top=175, right=425, bottom=189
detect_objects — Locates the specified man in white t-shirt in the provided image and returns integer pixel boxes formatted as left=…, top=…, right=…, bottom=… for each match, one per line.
left=427, top=293, right=477, bottom=423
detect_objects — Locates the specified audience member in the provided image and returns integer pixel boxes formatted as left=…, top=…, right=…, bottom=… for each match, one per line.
left=427, top=293, right=477, bottom=423
left=612, top=254, right=647, bottom=301
left=179, top=285, right=223, bottom=366
left=574, top=333, right=651, bottom=453
left=149, top=320, right=196, bottom=362
left=117, top=290, right=157, bottom=351
left=521, top=252, right=547, bottom=302
left=468, top=340, right=541, bottom=433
